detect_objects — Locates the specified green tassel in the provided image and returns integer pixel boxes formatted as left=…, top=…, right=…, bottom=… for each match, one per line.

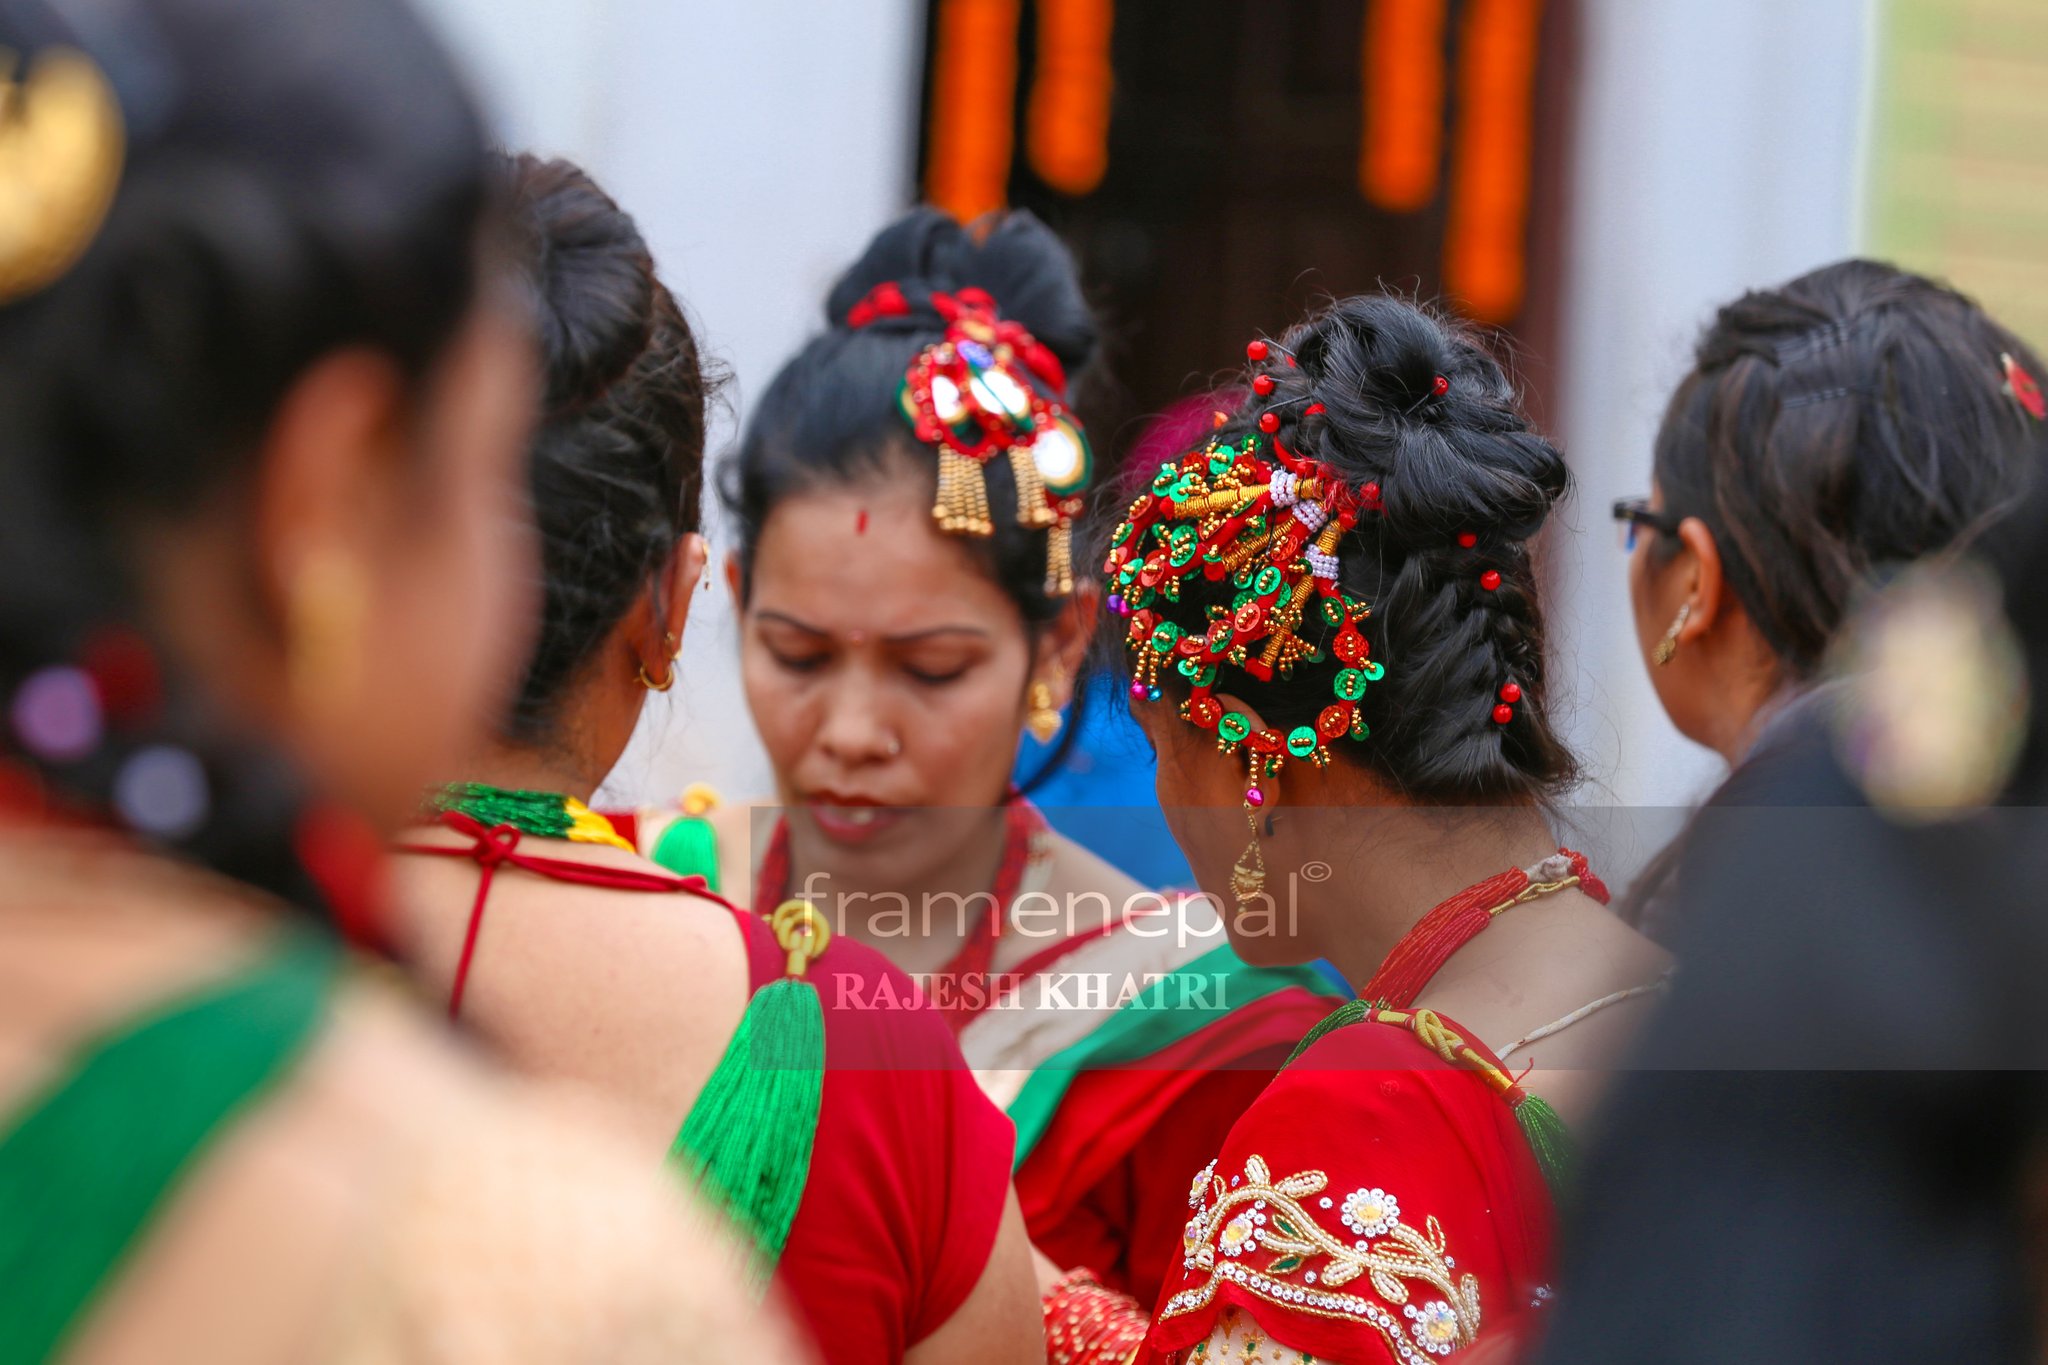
left=670, top=977, right=825, bottom=1288
left=1514, top=1091, right=1575, bottom=1195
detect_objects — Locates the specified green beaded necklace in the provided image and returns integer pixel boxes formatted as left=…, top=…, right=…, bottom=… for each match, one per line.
left=427, top=781, right=634, bottom=851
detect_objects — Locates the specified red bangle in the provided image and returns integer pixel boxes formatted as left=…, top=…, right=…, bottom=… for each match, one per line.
left=1044, top=1268, right=1151, bottom=1365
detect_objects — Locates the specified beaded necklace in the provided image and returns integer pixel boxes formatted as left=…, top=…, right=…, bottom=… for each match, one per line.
left=753, top=797, right=1050, bottom=1032
left=427, top=781, right=634, bottom=852
left=1289, top=848, right=1609, bottom=1191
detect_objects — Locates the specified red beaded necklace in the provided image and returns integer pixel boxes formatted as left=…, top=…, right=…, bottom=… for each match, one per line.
left=1359, top=848, right=1608, bottom=1009
left=753, top=796, right=1048, bottom=1032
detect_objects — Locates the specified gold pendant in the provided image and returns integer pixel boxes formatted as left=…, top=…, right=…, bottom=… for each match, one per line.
left=1229, top=767, right=1268, bottom=912
left=1229, top=836, right=1266, bottom=906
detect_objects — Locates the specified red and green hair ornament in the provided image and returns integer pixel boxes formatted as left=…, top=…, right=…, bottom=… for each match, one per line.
left=1102, top=409, right=1385, bottom=795
left=848, top=281, right=1093, bottom=596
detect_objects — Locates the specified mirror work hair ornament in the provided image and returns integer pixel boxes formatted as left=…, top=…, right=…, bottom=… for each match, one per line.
left=851, top=281, right=1092, bottom=595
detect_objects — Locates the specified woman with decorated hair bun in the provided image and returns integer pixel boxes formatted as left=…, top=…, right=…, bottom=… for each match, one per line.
left=0, top=0, right=797, bottom=1360
left=621, top=206, right=1346, bottom=1320
left=1071, top=294, right=1669, bottom=1363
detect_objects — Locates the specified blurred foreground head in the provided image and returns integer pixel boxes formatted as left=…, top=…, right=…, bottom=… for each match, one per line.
left=0, top=0, right=536, bottom=925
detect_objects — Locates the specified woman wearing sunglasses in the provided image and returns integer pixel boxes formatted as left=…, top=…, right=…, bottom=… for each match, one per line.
left=1612, top=258, right=2044, bottom=937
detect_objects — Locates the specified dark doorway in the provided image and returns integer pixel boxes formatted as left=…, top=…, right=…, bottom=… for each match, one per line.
left=915, top=0, right=1578, bottom=467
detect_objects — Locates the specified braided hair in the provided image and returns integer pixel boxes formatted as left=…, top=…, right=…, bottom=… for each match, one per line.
left=1652, top=258, right=2045, bottom=680
left=0, top=0, right=493, bottom=928
left=1114, top=294, right=1578, bottom=803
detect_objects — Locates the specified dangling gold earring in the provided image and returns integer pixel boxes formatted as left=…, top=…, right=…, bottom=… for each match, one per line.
left=1229, top=754, right=1269, bottom=915
left=287, top=547, right=370, bottom=723
left=1653, top=603, right=1692, bottom=667
left=1026, top=678, right=1062, bottom=744
left=637, top=631, right=678, bottom=692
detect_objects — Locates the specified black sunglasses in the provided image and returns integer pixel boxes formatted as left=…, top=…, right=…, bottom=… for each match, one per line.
left=1611, top=497, right=1682, bottom=552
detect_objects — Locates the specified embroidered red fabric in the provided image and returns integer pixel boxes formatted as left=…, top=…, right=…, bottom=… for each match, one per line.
left=1139, top=1018, right=1552, bottom=1364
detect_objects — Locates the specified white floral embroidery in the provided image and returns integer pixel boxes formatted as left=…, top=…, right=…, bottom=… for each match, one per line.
left=1406, top=1300, right=1461, bottom=1356
left=1159, top=1155, right=1481, bottom=1361
left=1341, top=1186, right=1400, bottom=1237
left=1188, top=1159, right=1217, bottom=1210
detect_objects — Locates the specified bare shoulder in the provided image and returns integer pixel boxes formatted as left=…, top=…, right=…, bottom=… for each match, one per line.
left=317, top=986, right=806, bottom=1363
left=389, top=846, right=754, bottom=1150
left=1421, top=891, right=1672, bottom=1073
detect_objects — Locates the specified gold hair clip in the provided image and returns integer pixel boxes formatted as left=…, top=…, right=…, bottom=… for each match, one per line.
left=0, top=46, right=125, bottom=305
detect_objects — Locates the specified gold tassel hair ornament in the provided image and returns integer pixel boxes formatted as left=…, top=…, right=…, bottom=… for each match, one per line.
left=0, top=44, right=125, bottom=305
left=847, top=281, right=1092, bottom=596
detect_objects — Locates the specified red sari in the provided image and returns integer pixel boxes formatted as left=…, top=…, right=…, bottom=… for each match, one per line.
left=615, top=796, right=1349, bottom=1314
left=1014, top=988, right=1335, bottom=1310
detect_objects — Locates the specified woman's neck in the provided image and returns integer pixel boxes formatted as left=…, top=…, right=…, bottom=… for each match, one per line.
left=1719, top=678, right=1806, bottom=767
left=1293, top=801, right=1564, bottom=993
left=456, top=744, right=602, bottom=806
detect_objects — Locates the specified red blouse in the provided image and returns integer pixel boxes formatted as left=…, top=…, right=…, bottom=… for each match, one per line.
left=1140, top=1014, right=1552, bottom=1364
left=1016, top=988, right=1336, bottom=1310
left=732, top=910, right=1016, bottom=1363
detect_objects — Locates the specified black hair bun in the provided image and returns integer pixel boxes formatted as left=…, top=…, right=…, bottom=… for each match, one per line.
left=506, top=153, right=656, bottom=414
left=1122, top=292, right=1582, bottom=803
left=1277, top=296, right=1566, bottom=546
left=823, top=206, right=1098, bottom=386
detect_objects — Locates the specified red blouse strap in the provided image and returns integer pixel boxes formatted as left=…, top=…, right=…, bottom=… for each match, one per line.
left=394, top=810, right=738, bottom=1019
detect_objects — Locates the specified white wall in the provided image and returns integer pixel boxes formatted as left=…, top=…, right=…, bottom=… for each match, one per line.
left=418, top=0, right=927, bottom=805
left=1547, top=0, right=1873, bottom=869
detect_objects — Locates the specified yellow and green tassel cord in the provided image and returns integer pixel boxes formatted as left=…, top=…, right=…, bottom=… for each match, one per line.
left=428, top=782, right=634, bottom=851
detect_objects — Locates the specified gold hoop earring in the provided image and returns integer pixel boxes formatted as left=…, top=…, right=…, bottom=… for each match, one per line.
left=1026, top=678, right=1062, bottom=744
left=637, top=632, right=678, bottom=692
left=1653, top=603, right=1692, bottom=667
left=1229, top=753, right=1269, bottom=915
